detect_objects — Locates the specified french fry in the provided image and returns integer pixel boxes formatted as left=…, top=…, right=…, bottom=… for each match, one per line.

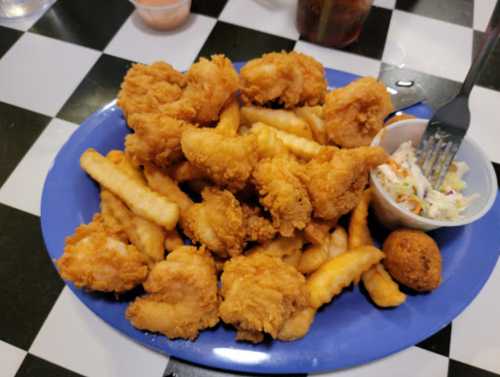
left=80, top=149, right=179, bottom=230
left=215, top=99, right=240, bottom=136
left=306, top=245, right=384, bottom=309
left=143, top=163, right=193, bottom=216
left=251, top=122, right=323, bottom=159
left=101, top=190, right=165, bottom=263
left=348, top=188, right=406, bottom=307
left=251, top=121, right=290, bottom=159
left=164, top=229, right=184, bottom=253
left=277, top=307, right=316, bottom=341
left=106, top=150, right=145, bottom=184
left=167, top=161, right=205, bottom=182
left=298, top=244, right=328, bottom=275
left=100, top=190, right=128, bottom=242
left=348, top=189, right=373, bottom=250
left=327, top=226, right=348, bottom=259
left=362, top=264, right=406, bottom=307
left=241, top=105, right=313, bottom=139
left=295, top=106, right=327, bottom=144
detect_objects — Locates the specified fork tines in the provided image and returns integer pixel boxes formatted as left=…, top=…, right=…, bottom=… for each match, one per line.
left=417, top=122, right=465, bottom=189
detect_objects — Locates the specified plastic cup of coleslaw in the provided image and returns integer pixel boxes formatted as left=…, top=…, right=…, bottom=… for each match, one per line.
left=370, top=119, right=497, bottom=231
left=129, top=0, right=191, bottom=30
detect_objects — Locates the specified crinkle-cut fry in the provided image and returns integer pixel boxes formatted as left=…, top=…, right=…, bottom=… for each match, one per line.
left=215, top=99, right=240, bottom=136
left=101, top=190, right=165, bottom=263
left=132, top=216, right=165, bottom=262
left=143, top=163, right=193, bottom=216
left=81, top=149, right=179, bottom=229
left=362, top=263, right=406, bottom=307
left=168, top=161, right=205, bottom=182
left=106, top=150, right=145, bottom=184
left=277, top=307, right=316, bottom=341
left=295, top=106, right=327, bottom=144
left=298, top=244, right=328, bottom=275
left=327, top=226, right=348, bottom=259
left=348, top=189, right=373, bottom=250
left=306, top=245, right=384, bottom=309
left=306, top=105, right=323, bottom=118
left=164, top=229, right=184, bottom=253
left=250, top=121, right=290, bottom=159
left=252, top=122, right=323, bottom=160
left=241, top=105, right=313, bottom=139
left=100, top=191, right=128, bottom=242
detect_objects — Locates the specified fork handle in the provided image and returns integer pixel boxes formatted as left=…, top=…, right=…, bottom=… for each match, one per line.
left=460, top=0, right=500, bottom=97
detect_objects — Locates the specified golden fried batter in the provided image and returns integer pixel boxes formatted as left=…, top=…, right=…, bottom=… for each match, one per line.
left=253, top=156, right=312, bottom=236
left=383, top=229, right=442, bottom=292
left=126, top=246, right=219, bottom=340
left=183, top=187, right=246, bottom=257
left=57, top=215, right=149, bottom=292
left=303, top=146, right=388, bottom=220
left=240, top=51, right=327, bottom=108
left=125, top=113, right=193, bottom=167
left=219, top=253, right=309, bottom=342
left=117, top=61, right=186, bottom=119
left=324, top=77, right=394, bottom=148
left=181, top=127, right=258, bottom=191
left=161, top=55, right=239, bottom=124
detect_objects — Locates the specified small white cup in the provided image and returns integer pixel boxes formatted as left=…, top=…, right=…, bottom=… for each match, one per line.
left=370, top=119, right=497, bottom=231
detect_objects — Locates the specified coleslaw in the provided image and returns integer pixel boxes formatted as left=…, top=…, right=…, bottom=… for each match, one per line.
left=375, top=141, right=477, bottom=221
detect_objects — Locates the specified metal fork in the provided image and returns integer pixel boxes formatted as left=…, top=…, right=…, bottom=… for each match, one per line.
left=417, top=0, right=500, bottom=189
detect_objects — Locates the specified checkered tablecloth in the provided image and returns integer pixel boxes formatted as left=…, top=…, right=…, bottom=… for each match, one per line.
left=1, top=0, right=499, bottom=376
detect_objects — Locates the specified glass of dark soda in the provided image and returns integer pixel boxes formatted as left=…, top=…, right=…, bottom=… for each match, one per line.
left=297, top=0, right=373, bottom=48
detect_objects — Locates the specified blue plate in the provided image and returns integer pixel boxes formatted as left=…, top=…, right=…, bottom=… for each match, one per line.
left=41, top=66, right=500, bottom=374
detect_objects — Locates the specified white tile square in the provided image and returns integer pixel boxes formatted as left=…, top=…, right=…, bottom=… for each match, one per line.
left=311, top=347, right=448, bottom=377
left=468, top=85, right=500, bottom=164
left=0, top=32, right=100, bottom=117
left=373, top=0, right=396, bottom=9
left=450, top=259, right=500, bottom=374
left=0, top=340, right=27, bottom=377
left=220, top=0, right=299, bottom=40
left=295, top=40, right=381, bottom=78
left=474, top=0, right=497, bottom=32
left=0, top=118, right=78, bottom=216
left=30, top=287, right=169, bottom=377
left=382, top=10, right=473, bottom=82
left=0, top=0, right=56, bottom=32
left=105, top=12, right=216, bottom=71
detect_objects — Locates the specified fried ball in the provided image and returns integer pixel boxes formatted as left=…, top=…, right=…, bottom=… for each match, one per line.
left=383, top=229, right=441, bottom=292
left=324, top=77, right=394, bottom=148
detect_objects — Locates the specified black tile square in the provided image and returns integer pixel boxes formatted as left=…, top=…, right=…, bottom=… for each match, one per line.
left=191, top=0, right=228, bottom=18
left=164, top=357, right=307, bottom=377
left=30, top=0, right=133, bottom=51
left=57, top=54, right=134, bottom=124
left=416, top=323, right=452, bottom=357
left=379, top=63, right=461, bottom=110
left=342, top=5, right=392, bottom=60
left=493, top=162, right=500, bottom=188
left=300, top=5, right=392, bottom=60
left=197, top=21, right=296, bottom=63
left=16, top=354, right=84, bottom=377
left=473, top=30, right=500, bottom=92
left=0, top=25, right=22, bottom=60
left=0, top=102, right=51, bottom=186
left=396, top=0, right=473, bottom=27
left=448, top=359, right=498, bottom=377
left=0, top=203, right=64, bottom=350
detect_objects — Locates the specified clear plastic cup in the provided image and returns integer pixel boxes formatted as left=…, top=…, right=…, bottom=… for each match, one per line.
left=129, top=0, right=191, bottom=31
left=0, top=0, right=51, bottom=19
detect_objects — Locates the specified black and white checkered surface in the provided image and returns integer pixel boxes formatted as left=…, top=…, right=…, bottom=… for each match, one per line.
left=1, top=0, right=499, bottom=376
